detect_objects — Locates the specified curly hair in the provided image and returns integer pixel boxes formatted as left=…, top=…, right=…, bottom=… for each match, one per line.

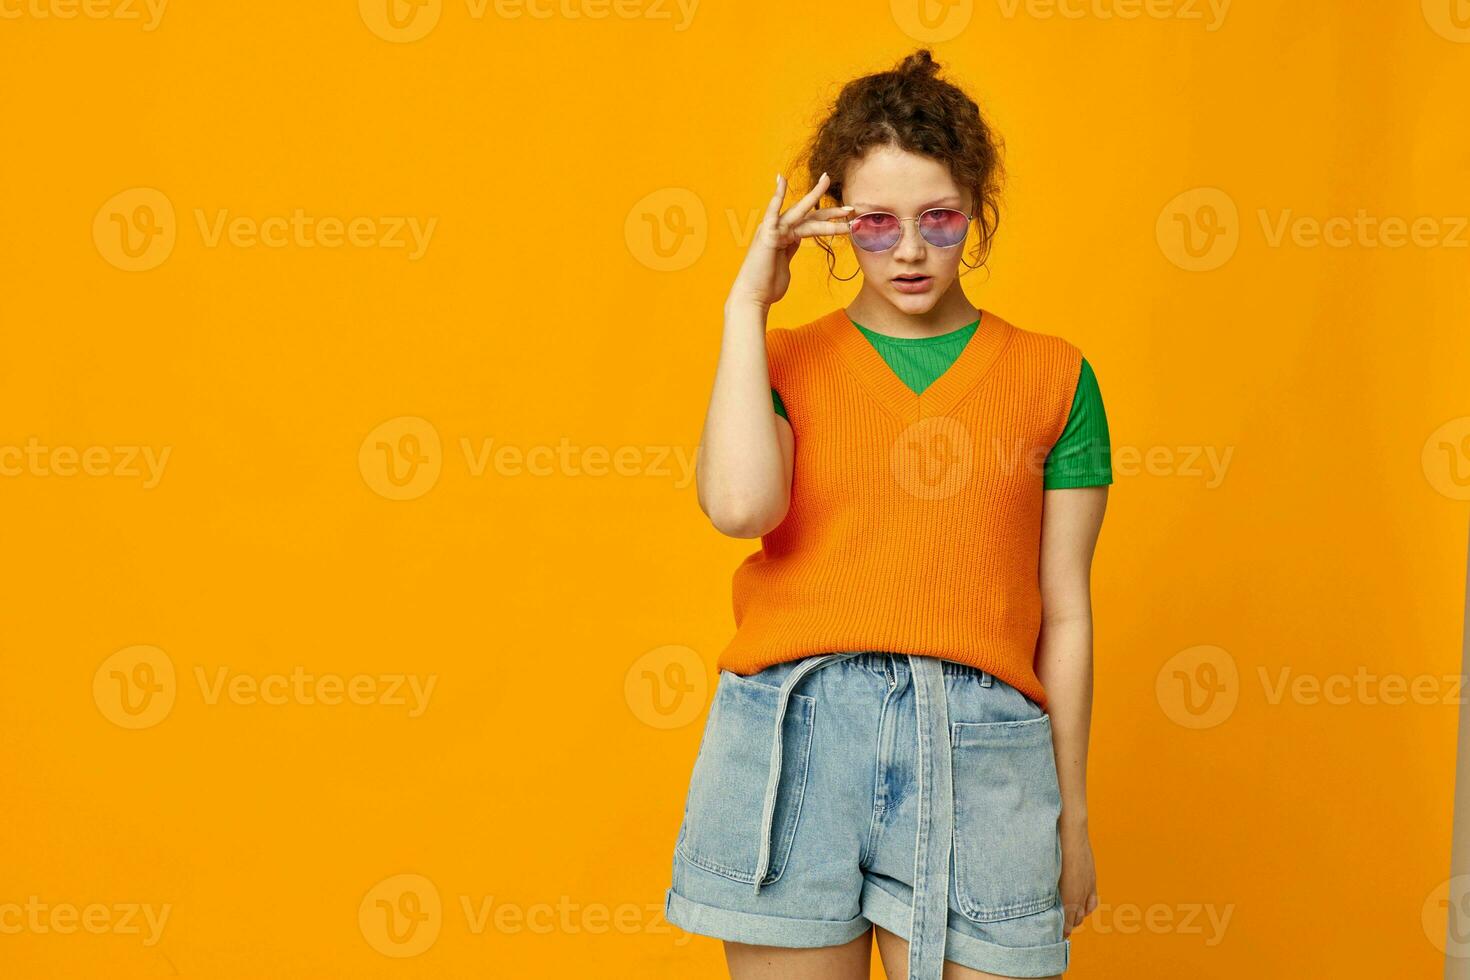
left=792, top=48, right=1005, bottom=281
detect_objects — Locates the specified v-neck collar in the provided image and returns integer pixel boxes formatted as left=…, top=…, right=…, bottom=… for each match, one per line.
left=817, top=306, right=1014, bottom=423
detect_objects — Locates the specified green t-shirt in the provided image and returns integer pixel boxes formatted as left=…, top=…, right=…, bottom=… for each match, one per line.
left=772, top=317, right=1112, bottom=489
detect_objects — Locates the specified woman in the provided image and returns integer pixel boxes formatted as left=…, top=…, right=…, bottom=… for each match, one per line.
left=663, top=49, right=1109, bottom=980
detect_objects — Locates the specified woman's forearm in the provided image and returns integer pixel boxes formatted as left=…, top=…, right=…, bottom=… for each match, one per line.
left=694, top=300, right=792, bottom=538
left=1037, top=611, right=1095, bottom=830
left=1036, top=484, right=1106, bottom=828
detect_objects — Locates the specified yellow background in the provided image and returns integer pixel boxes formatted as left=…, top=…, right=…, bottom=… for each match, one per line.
left=2, top=1, right=1468, bottom=977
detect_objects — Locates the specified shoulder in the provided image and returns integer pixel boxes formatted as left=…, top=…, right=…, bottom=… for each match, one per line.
left=990, top=311, right=1084, bottom=367
left=981, top=315, right=1087, bottom=387
left=763, top=323, right=800, bottom=358
left=764, top=309, right=842, bottom=372
left=766, top=310, right=834, bottom=348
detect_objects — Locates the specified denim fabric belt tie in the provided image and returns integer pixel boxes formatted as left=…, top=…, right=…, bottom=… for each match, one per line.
left=750, top=652, right=954, bottom=980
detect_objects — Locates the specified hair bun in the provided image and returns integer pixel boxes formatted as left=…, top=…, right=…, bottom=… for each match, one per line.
left=897, top=49, right=940, bottom=79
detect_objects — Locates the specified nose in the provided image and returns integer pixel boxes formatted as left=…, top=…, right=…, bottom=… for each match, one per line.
left=892, top=217, right=927, bottom=261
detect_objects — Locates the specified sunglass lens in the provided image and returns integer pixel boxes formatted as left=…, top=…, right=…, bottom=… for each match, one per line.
left=850, top=212, right=901, bottom=252
left=919, top=209, right=970, bottom=247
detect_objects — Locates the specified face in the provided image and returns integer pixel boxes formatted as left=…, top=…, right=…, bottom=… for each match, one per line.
left=840, top=145, right=973, bottom=315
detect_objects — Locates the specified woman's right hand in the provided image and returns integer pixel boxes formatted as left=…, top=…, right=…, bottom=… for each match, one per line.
left=727, top=171, right=853, bottom=311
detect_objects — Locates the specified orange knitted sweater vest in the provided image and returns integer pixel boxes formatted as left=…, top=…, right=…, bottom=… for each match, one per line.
left=717, top=306, right=1084, bottom=710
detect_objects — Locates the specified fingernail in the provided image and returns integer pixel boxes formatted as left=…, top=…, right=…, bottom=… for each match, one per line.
left=820, top=171, right=827, bottom=181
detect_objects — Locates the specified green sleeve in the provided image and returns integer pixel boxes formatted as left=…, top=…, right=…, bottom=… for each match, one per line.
left=772, top=387, right=788, bottom=420
left=1043, top=358, right=1113, bottom=489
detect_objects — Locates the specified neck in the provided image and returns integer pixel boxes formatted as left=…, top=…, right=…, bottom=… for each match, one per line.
left=845, top=282, right=979, bottom=339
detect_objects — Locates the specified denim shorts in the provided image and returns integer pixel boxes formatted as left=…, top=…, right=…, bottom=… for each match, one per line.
left=663, top=651, right=1068, bottom=979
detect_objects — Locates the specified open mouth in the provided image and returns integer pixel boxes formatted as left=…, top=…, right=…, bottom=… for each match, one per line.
left=893, top=274, right=931, bottom=283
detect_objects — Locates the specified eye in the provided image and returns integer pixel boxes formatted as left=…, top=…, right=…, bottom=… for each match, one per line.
left=855, top=212, right=898, bottom=230
left=920, top=209, right=961, bottom=226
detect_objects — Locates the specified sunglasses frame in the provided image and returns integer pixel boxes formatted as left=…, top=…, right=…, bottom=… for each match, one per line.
left=843, top=207, right=975, bottom=252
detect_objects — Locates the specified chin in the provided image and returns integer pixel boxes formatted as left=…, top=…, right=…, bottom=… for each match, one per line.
left=886, top=285, right=945, bottom=312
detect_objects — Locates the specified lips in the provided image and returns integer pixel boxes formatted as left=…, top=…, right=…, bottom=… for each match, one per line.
left=891, top=274, right=934, bottom=293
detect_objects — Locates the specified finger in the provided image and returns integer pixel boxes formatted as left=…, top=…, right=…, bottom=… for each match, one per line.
left=791, top=218, right=852, bottom=238
left=776, top=171, right=833, bottom=235
left=808, top=205, right=856, bottom=220
left=767, top=218, right=850, bottom=251
left=762, top=173, right=786, bottom=224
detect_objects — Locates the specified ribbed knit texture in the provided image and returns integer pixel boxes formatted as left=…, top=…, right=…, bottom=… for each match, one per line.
left=1043, top=358, right=1112, bottom=489
left=719, top=307, right=1084, bottom=710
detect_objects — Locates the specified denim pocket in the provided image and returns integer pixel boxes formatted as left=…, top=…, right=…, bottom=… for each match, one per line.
left=949, top=714, right=1063, bottom=922
left=675, top=669, right=817, bottom=886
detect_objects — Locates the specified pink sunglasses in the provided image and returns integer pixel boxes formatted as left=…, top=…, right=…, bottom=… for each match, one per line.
left=844, top=208, right=973, bottom=252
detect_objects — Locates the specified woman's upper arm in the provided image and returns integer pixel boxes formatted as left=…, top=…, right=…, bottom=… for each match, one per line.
left=1039, top=353, right=1112, bottom=618
left=1039, top=483, right=1108, bottom=622
left=774, top=412, right=794, bottom=507
left=772, top=385, right=795, bottom=502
